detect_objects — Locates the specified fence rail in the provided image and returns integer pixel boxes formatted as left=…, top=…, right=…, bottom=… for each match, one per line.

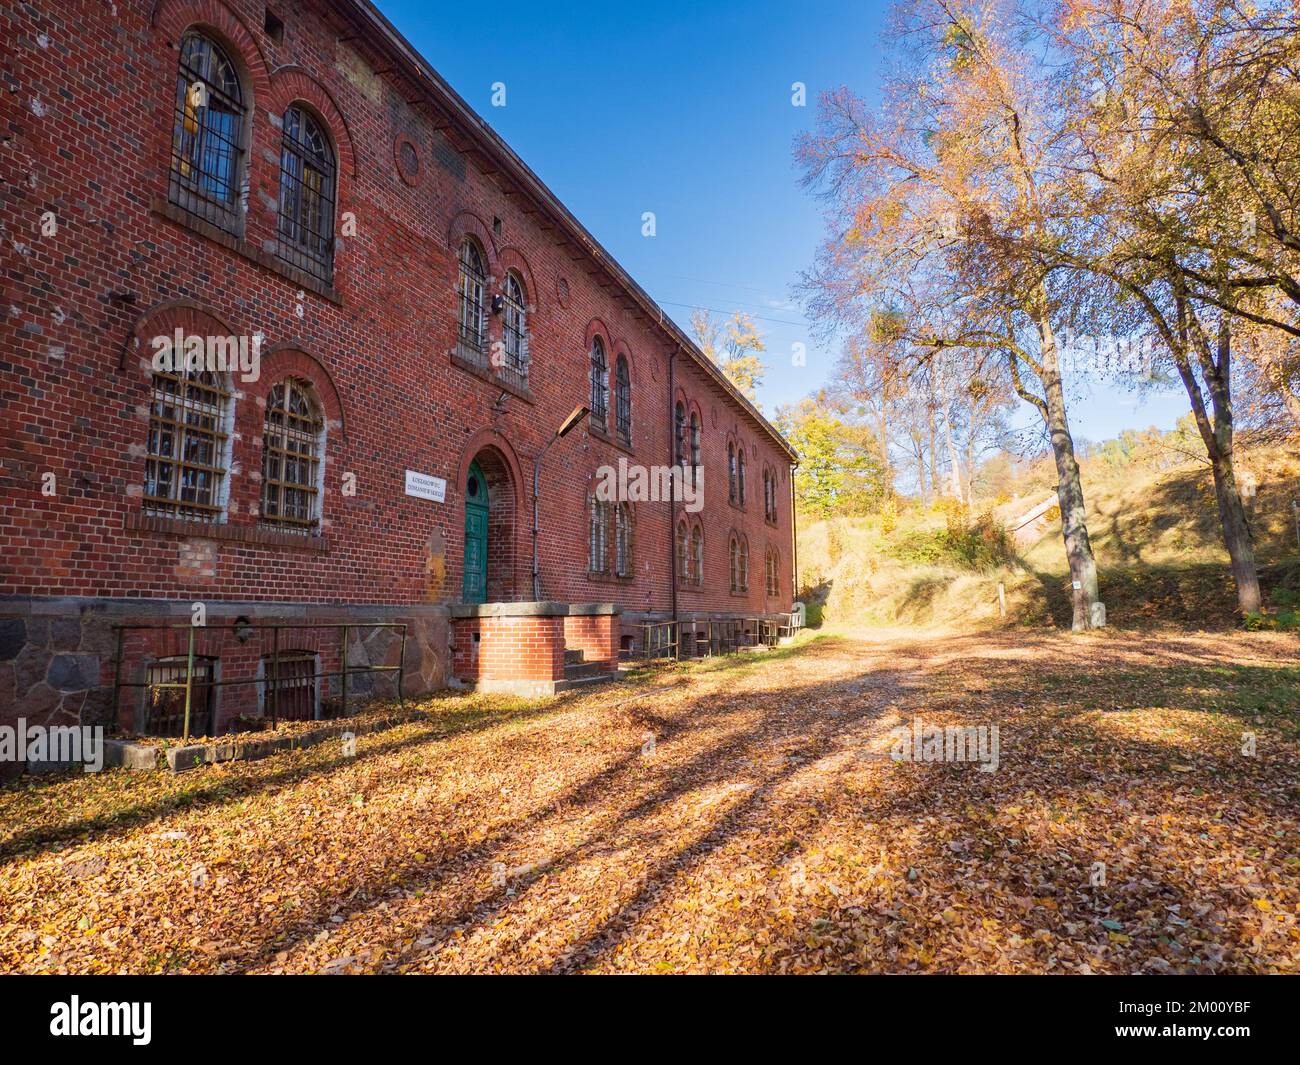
left=636, top=610, right=802, bottom=663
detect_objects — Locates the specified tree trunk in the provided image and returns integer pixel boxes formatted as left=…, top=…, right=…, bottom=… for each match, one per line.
left=1039, top=320, right=1102, bottom=631
left=1174, top=312, right=1262, bottom=616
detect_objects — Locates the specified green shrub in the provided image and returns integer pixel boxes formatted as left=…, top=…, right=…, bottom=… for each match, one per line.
left=884, top=513, right=1013, bottom=571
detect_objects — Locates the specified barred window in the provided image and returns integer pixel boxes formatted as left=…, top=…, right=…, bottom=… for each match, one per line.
left=457, top=239, right=487, bottom=357
left=277, top=105, right=336, bottom=281
left=589, top=497, right=610, bottom=574
left=144, top=366, right=231, bottom=521
left=615, top=502, right=631, bottom=577
left=589, top=337, right=608, bottom=428
left=170, top=31, right=245, bottom=230
left=261, top=379, right=323, bottom=529
left=690, top=524, right=703, bottom=585
left=730, top=535, right=749, bottom=593
left=615, top=355, right=631, bottom=442
left=676, top=519, right=690, bottom=583
left=690, top=411, right=701, bottom=467
left=766, top=547, right=779, bottom=596
left=502, top=271, right=529, bottom=384
left=728, top=443, right=737, bottom=504
left=738, top=449, right=747, bottom=506
left=674, top=401, right=686, bottom=466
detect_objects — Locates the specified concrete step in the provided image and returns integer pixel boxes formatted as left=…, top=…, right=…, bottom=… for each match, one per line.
left=564, top=660, right=608, bottom=680
left=563, top=648, right=585, bottom=665
left=554, top=672, right=617, bottom=693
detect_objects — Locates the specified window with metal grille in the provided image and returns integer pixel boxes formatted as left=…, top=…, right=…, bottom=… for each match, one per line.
left=615, top=502, right=631, bottom=577
left=689, top=411, right=701, bottom=467
left=674, top=401, right=686, bottom=466
left=277, top=105, right=335, bottom=282
left=728, top=444, right=737, bottom=504
left=738, top=450, right=747, bottom=506
left=766, top=547, right=779, bottom=596
left=739, top=538, right=749, bottom=591
left=170, top=32, right=246, bottom=231
left=614, top=355, right=631, bottom=442
left=589, top=496, right=610, bottom=574
left=261, top=379, right=323, bottom=529
left=144, top=366, right=231, bottom=520
left=690, top=524, right=703, bottom=585
left=502, top=271, right=529, bottom=385
left=589, top=337, right=608, bottom=428
left=729, top=536, right=739, bottom=592
left=261, top=651, right=318, bottom=721
left=457, top=238, right=487, bottom=362
left=144, top=656, right=216, bottom=737
left=676, top=519, right=690, bottom=583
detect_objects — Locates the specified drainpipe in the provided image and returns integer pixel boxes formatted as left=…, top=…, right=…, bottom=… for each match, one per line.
left=532, top=404, right=590, bottom=601
left=668, top=345, right=678, bottom=625
left=790, top=463, right=799, bottom=609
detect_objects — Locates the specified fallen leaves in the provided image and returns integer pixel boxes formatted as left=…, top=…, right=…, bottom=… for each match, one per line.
left=0, top=627, right=1296, bottom=974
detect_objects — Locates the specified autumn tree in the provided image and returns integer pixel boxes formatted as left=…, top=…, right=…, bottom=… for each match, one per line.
left=691, top=308, right=767, bottom=404
left=799, top=0, right=1106, bottom=629
left=775, top=395, right=887, bottom=519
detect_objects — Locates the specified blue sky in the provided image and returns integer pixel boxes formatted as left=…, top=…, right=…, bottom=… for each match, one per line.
left=377, top=0, right=1191, bottom=444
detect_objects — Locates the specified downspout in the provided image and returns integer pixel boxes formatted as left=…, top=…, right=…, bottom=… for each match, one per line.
left=668, top=343, right=678, bottom=625
left=790, top=463, right=799, bottom=609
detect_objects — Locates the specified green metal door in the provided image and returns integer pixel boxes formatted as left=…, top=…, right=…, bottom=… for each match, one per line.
left=462, top=460, right=489, bottom=603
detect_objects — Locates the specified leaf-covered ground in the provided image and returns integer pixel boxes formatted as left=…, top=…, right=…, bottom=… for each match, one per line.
left=1, top=626, right=1297, bottom=974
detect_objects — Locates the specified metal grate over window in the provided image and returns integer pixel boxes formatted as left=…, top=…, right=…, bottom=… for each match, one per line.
left=590, top=497, right=610, bottom=574
left=690, top=524, right=703, bottom=585
left=261, top=379, right=322, bottom=529
left=457, top=239, right=487, bottom=363
left=144, top=367, right=231, bottom=520
left=170, top=32, right=246, bottom=231
left=615, top=502, right=631, bottom=577
left=277, top=105, right=336, bottom=282
left=615, top=356, right=631, bottom=442
left=501, top=271, right=529, bottom=387
left=589, top=337, right=608, bottom=428
left=144, top=656, right=216, bottom=737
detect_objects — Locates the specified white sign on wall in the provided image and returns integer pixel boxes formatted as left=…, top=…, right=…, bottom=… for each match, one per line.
left=404, top=470, right=446, bottom=503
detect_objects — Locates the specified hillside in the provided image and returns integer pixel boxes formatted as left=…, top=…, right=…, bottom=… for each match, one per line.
left=797, top=443, right=1300, bottom=631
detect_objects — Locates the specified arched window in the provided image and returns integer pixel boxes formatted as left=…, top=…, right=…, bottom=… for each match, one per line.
left=589, top=496, right=609, bottom=574
left=674, top=401, right=686, bottom=466
left=739, top=537, right=749, bottom=592
left=763, top=466, right=776, bottom=522
left=502, top=271, right=528, bottom=384
left=690, top=524, right=704, bottom=585
left=615, top=502, right=631, bottom=577
left=589, top=337, right=609, bottom=428
left=729, top=535, right=739, bottom=592
left=277, top=105, right=336, bottom=281
left=170, top=31, right=246, bottom=230
left=737, top=449, right=747, bottom=506
left=615, top=355, right=631, bottom=442
left=144, top=363, right=231, bottom=521
left=261, top=378, right=323, bottom=529
left=676, top=518, right=690, bottom=582
left=766, top=546, right=779, bottom=596
left=728, top=443, right=737, bottom=504
left=457, top=239, right=487, bottom=359
left=689, top=411, right=701, bottom=467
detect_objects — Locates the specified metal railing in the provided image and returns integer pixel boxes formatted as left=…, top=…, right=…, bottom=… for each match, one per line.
left=636, top=612, right=799, bottom=662
left=110, top=621, right=406, bottom=743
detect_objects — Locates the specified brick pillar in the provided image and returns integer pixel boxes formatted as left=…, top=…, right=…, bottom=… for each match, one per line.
left=563, top=609, right=620, bottom=672
left=449, top=604, right=568, bottom=696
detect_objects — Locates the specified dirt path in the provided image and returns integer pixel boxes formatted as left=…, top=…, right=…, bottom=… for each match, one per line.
left=1, top=626, right=1297, bottom=974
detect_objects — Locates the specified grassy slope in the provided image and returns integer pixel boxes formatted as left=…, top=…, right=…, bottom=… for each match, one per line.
left=799, top=443, right=1300, bottom=630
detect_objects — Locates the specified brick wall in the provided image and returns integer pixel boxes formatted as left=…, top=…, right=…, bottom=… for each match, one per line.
left=0, top=0, right=797, bottom=732
left=562, top=614, right=619, bottom=672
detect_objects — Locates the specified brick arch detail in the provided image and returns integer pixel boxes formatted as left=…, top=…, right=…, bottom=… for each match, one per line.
left=151, top=0, right=272, bottom=104
left=447, top=212, right=499, bottom=275
left=497, top=246, right=538, bottom=308
left=253, top=343, right=347, bottom=438
left=127, top=299, right=238, bottom=379
left=583, top=318, right=612, bottom=351
left=268, top=66, right=357, bottom=181
left=456, top=430, right=525, bottom=602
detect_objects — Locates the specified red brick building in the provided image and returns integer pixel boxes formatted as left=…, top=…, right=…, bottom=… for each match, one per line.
left=0, top=0, right=797, bottom=745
